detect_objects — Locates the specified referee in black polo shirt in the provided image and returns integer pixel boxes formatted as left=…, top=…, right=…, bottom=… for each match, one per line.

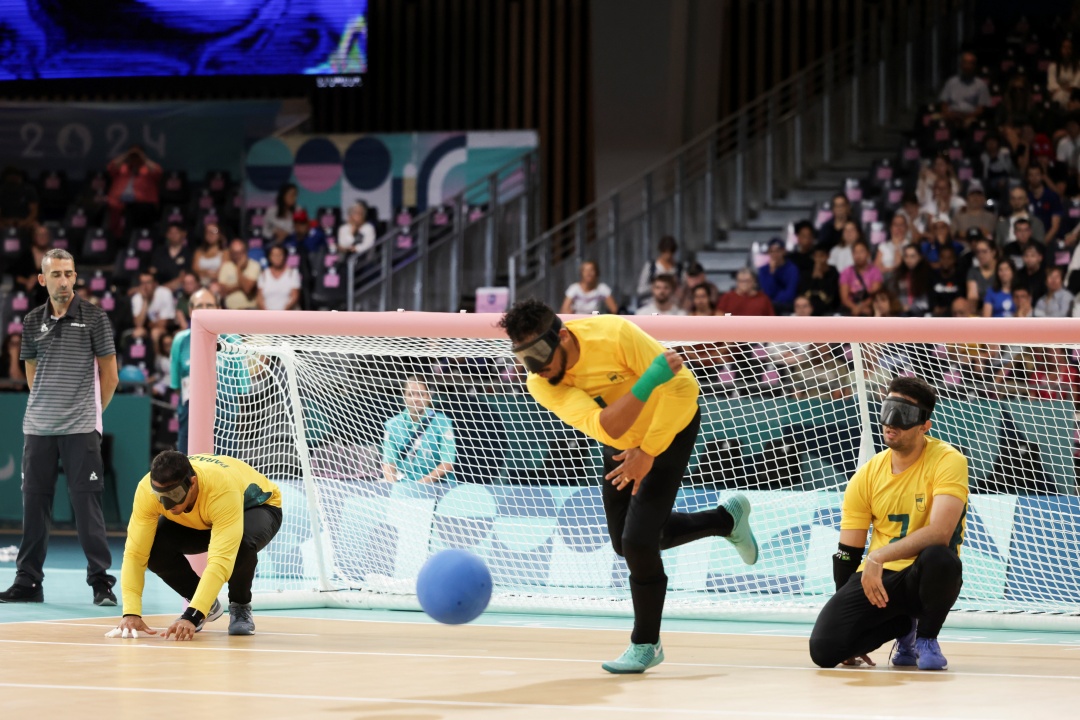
left=0, top=249, right=120, bottom=606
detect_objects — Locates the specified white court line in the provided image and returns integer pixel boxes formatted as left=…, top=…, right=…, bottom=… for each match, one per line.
left=1, top=638, right=1078, bottom=682
left=0, top=681, right=988, bottom=720
left=7, top=613, right=1080, bottom=649
left=25, top=621, right=318, bottom=637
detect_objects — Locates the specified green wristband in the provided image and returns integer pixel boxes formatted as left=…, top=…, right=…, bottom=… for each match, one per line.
left=631, top=353, right=676, bottom=402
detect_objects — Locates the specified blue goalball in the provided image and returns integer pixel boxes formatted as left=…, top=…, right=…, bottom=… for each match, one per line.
left=416, top=549, right=492, bottom=625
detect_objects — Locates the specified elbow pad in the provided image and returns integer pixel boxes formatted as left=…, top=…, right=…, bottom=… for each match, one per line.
left=832, top=543, right=865, bottom=591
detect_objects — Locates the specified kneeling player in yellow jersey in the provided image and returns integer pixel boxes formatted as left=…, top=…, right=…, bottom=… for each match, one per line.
left=810, top=377, right=968, bottom=671
left=112, top=451, right=282, bottom=640
left=499, top=299, right=759, bottom=674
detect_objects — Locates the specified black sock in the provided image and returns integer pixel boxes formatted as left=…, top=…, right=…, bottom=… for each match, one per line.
left=716, top=506, right=735, bottom=536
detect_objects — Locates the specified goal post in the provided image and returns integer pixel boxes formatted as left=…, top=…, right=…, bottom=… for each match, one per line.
left=188, top=311, right=1080, bottom=629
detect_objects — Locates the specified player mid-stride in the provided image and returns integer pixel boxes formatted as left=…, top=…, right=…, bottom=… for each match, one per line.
left=499, top=300, right=759, bottom=674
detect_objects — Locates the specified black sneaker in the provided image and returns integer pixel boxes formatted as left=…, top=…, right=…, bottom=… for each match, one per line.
left=92, top=583, right=117, bottom=607
left=0, top=582, right=44, bottom=603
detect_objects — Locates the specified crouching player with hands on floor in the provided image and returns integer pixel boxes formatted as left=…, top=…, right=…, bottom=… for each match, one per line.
left=809, top=377, right=967, bottom=671
left=110, top=451, right=282, bottom=640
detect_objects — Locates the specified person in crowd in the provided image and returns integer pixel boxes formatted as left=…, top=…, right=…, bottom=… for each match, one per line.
left=892, top=244, right=933, bottom=317
left=789, top=221, right=818, bottom=275
left=951, top=296, right=975, bottom=318
left=381, top=377, right=456, bottom=486
left=792, top=294, right=815, bottom=317
left=966, top=238, right=998, bottom=309
left=105, top=145, right=161, bottom=238
left=288, top=208, right=328, bottom=254
left=13, top=224, right=53, bottom=306
left=676, top=261, right=721, bottom=313
left=930, top=245, right=964, bottom=317
left=113, top=451, right=282, bottom=639
left=562, top=260, right=618, bottom=315
left=192, top=223, right=227, bottom=287
left=996, top=68, right=1037, bottom=135
left=173, top=272, right=203, bottom=331
left=818, top=194, right=854, bottom=252
left=1027, top=164, right=1064, bottom=246
left=939, top=50, right=990, bottom=129
left=256, top=244, right=302, bottom=311
left=871, top=289, right=903, bottom=318
left=1048, top=36, right=1080, bottom=108
left=898, top=191, right=926, bottom=240
left=1003, top=218, right=1047, bottom=270
left=920, top=176, right=966, bottom=225
left=995, top=185, right=1046, bottom=247
left=0, top=332, right=26, bottom=387
left=798, top=246, right=840, bottom=315
left=838, top=240, right=882, bottom=317
left=263, top=183, right=297, bottom=243
left=150, top=223, right=192, bottom=293
left=687, top=284, right=718, bottom=317
left=982, top=259, right=1019, bottom=318
left=0, top=166, right=39, bottom=230
left=920, top=215, right=963, bottom=270
left=636, top=274, right=686, bottom=316
left=916, top=156, right=960, bottom=209
left=758, top=238, right=800, bottom=314
left=809, top=377, right=966, bottom=671
left=335, top=201, right=376, bottom=258
left=636, top=235, right=682, bottom=300
left=716, top=268, right=775, bottom=317
left=980, top=134, right=1015, bottom=203
left=132, top=271, right=177, bottom=349
left=1011, top=286, right=1034, bottom=318
left=0, top=250, right=119, bottom=606
left=218, top=238, right=261, bottom=310
left=1053, top=114, right=1080, bottom=196
left=953, top=183, right=995, bottom=240
left=828, top=221, right=862, bottom=274
left=876, top=214, right=911, bottom=282
left=1017, top=244, right=1048, bottom=304
left=1035, top=267, right=1073, bottom=317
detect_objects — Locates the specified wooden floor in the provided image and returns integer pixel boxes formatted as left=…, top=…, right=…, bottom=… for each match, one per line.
left=1, top=614, right=1078, bottom=719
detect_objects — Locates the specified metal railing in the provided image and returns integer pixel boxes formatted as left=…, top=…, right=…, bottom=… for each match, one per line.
left=346, top=151, right=541, bottom=312
left=509, top=7, right=969, bottom=307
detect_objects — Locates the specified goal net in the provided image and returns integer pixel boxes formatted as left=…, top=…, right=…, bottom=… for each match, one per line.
left=188, top=312, right=1080, bottom=629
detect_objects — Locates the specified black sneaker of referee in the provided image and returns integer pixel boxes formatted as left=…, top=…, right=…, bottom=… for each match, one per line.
left=0, top=582, right=44, bottom=603
left=92, top=577, right=117, bottom=607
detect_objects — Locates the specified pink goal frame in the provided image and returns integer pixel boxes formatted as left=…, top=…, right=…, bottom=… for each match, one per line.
left=188, top=310, right=1080, bottom=455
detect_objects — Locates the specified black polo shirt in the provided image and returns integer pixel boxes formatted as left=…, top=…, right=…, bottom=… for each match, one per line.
left=20, top=294, right=116, bottom=436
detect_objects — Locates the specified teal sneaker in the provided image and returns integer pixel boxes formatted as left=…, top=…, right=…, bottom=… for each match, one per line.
left=721, top=493, right=759, bottom=565
left=601, top=641, right=665, bottom=674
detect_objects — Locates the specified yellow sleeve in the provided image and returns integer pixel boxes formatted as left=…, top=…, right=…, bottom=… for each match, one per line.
left=840, top=463, right=872, bottom=530
left=932, top=449, right=969, bottom=503
left=120, top=481, right=161, bottom=616
left=188, top=490, right=244, bottom=615
left=618, top=320, right=699, bottom=457
left=528, top=374, right=623, bottom=447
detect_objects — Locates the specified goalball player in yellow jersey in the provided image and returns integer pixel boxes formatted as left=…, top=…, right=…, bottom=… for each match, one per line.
left=809, top=376, right=968, bottom=671
left=499, top=299, right=760, bottom=674
left=110, top=451, right=282, bottom=641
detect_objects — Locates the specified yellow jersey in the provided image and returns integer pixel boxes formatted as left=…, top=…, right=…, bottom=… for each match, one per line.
left=526, top=315, right=699, bottom=457
left=841, top=435, right=968, bottom=572
left=121, top=454, right=282, bottom=617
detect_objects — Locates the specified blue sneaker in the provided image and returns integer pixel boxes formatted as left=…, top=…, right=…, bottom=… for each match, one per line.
left=601, top=641, right=664, bottom=674
left=915, top=637, right=948, bottom=670
left=890, top=619, right=917, bottom=666
left=721, top=494, right=759, bottom=565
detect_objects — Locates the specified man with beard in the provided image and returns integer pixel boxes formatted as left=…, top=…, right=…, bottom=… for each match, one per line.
left=497, top=299, right=759, bottom=674
left=809, top=377, right=968, bottom=671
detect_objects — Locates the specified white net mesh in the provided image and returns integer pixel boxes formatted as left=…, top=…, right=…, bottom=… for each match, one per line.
left=212, top=332, right=1080, bottom=624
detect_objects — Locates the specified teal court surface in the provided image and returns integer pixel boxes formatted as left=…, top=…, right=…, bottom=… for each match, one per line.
left=2, top=534, right=1080, bottom=720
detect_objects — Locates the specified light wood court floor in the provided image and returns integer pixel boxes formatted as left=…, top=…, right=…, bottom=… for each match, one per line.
left=1, top=614, right=1078, bottom=719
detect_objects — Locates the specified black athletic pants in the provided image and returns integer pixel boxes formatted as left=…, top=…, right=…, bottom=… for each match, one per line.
left=601, top=410, right=732, bottom=645
left=809, top=545, right=963, bottom=668
left=16, top=432, right=113, bottom=589
left=147, top=505, right=283, bottom=605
